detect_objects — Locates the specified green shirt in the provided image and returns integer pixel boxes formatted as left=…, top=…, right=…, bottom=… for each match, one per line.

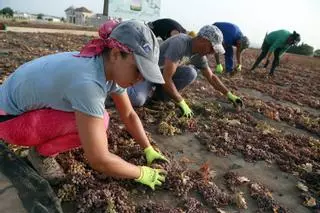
left=265, top=30, right=291, bottom=54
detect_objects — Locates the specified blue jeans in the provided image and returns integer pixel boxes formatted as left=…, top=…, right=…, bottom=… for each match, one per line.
left=127, top=65, right=197, bottom=106
left=127, top=80, right=154, bottom=107
left=224, top=45, right=234, bottom=73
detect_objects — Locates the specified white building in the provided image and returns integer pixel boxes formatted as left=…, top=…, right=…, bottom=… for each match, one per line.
left=13, top=12, right=37, bottom=20
left=42, top=15, right=61, bottom=22
left=65, top=6, right=93, bottom=25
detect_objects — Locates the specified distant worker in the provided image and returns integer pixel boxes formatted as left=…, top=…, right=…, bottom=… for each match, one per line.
left=213, top=22, right=249, bottom=75
left=251, top=30, right=300, bottom=76
left=147, top=18, right=187, bottom=41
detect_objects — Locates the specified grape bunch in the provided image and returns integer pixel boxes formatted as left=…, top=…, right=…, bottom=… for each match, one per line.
left=68, top=160, right=88, bottom=175
left=197, top=181, right=232, bottom=208
left=57, top=183, right=77, bottom=202
left=249, top=182, right=289, bottom=212
left=76, top=183, right=135, bottom=213
left=162, top=162, right=196, bottom=197
left=67, top=160, right=94, bottom=186
left=158, top=121, right=181, bottom=136
left=181, top=197, right=207, bottom=213
left=137, top=201, right=183, bottom=213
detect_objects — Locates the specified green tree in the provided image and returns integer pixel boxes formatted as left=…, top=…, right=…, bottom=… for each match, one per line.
left=287, top=43, right=314, bottom=56
left=37, top=13, right=44, bottom=19
left=0, top=7, right=14, bottom=16
left=314, top=49, right=320, bottom=57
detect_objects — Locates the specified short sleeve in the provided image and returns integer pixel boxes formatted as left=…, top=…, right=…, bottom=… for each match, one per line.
left=163, top=38, right=185, bottom=62
left=64, top=82, right=105, bottom=118
left=190, top=55, right=209, bottom=70
left=234, top=30, right=243, bottom=44
left=109, top=83, right=127, bottom=95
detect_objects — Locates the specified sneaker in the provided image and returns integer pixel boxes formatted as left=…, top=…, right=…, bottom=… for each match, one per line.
left=27, top=147, right=65, bottom=185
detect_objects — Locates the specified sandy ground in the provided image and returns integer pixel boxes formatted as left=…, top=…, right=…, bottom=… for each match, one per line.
left=150, top=133, right=310, bottom=213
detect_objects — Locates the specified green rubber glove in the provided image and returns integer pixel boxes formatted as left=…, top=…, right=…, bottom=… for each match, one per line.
left=178, top=99, right=194, bottom=118
left=135, top=166, right=166, bottom=190
left=144, top=146, right=169, bottom=166
left=215, top=64, right=223, bottom=74
left=236, top=64, right=242, bottom=71
left=227, top=91, right=243, bottom=108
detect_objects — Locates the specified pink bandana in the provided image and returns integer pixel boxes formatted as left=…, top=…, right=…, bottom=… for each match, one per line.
left=76, top=20, right=132, bottom=57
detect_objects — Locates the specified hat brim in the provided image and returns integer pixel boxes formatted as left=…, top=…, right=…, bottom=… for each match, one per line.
left=213, top=43, right=225, bottom=54
left=134, top=54, right=165, bottom=84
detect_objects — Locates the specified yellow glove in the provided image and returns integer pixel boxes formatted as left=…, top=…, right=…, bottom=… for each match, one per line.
left=236, top=64, right=242, bottom=71
left=144, top=146, right=169, bottom=166
left=135, top=166, right=166, bottom=190
left=227, top=91, right=243, bottom=108
left=215, top=64, right=223, bottom=74
left=178, top=99, right=194, bottom=118
left=188, top=31, right=197, bottom=38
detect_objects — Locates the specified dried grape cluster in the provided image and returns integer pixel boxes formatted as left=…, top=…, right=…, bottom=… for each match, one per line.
left=197, top=181, right=232, bottom=208
left=57, top=184, right=77, bottom=202
left=249, top=182, right=290, bottom=212
left=163, top=161, right=232, bottom=208
left=137, top=197, right=208, bottom=213
left=76, top=183, right=135, bottom=213
left=136, top=103, right=199, bottom=136
left=158, top=121, right=181, bottom=136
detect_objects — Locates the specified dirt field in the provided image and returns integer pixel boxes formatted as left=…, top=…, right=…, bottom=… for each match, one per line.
left=0, top=31, right=319, bottom=213
left=1, top=19, right=97, bottom=31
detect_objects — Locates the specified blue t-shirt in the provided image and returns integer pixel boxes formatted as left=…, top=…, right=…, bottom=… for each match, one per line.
left=0, top=52, right=125, bottom=118
left=213, top=22, right=243, bottom=46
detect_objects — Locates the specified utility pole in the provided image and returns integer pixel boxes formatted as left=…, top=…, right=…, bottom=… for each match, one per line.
left=103, top=0, right=109, bottom=16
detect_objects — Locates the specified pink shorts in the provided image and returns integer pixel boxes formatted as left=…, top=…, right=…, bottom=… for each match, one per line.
left=0, top=109, right=109, bottom=156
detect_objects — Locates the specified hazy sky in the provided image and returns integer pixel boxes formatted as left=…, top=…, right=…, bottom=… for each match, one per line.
left=1, top=0, right=320, bottom=49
